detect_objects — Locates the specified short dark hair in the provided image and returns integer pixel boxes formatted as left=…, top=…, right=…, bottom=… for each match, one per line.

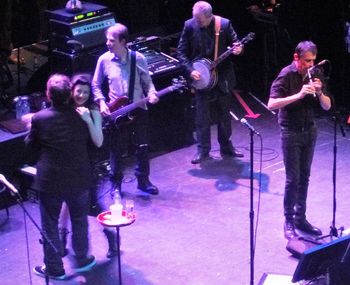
left=295, top=41, right=318, bottom=57
left=46, top=74, right=71, bottom=106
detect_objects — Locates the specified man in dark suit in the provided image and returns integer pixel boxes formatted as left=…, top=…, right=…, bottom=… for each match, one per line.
left=177, top=1, right=244, bottom=164
left=26, top=74, right=96, bottom=280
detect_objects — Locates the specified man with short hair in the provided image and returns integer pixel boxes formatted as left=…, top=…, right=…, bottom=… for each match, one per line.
left=268, top=41, right=331, bottom=240
left=26, top=74, right=96, bottom=280
left=92, top=23, right=160, bottom=196
left=177, top=1, right=244, bottom=164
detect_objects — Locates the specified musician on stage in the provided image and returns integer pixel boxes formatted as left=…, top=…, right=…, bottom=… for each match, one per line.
left=268, top=41, right=331, bottom=240
left=92, top=23, right=160, bottom=196
left=177, top=1, right=244, bottom=164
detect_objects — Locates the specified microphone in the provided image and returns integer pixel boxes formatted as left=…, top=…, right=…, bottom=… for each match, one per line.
left=240, top=118, right=260, bottom=136
left=308, top=59, right=329, bottom=72
left=0, top=174, right=19, bottom=194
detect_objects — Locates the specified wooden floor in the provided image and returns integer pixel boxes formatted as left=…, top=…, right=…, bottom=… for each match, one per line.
left=1, top=95, right=350, bottom=285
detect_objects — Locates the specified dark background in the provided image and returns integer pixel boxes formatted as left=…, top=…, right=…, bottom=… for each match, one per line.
left=7, top=0, right=350, bottom=108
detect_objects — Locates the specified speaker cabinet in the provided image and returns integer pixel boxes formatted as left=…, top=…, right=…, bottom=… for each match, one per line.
left=50, top=49, right=100, bottom=75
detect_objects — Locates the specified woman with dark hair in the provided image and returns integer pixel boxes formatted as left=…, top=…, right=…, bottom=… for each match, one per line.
left=71, top=73, right=103, bottom=147
left=28, top=74, right=96, bottom=279
left=59, top=73, right=119, bottom=258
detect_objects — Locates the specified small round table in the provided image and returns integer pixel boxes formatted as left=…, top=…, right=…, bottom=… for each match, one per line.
left=97, top=211, right=136, bottom=285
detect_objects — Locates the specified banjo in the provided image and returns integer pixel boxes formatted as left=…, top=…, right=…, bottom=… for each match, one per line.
left=191, top=32, right=255, bottom=91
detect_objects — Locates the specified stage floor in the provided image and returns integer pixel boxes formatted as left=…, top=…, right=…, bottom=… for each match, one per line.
left=0, top=99, right=350, bottom=285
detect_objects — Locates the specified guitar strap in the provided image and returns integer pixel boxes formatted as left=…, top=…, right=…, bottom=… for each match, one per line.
left=128, top=50, right=136, bottom=103
left=214, top=15, right=221, bottom=61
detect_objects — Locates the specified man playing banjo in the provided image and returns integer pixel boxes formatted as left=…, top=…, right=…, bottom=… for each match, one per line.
left=177, top=1, right=244, bottom=164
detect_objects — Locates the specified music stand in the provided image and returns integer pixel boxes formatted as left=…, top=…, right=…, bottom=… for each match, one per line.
left=292, top=234, right=350, bottom=284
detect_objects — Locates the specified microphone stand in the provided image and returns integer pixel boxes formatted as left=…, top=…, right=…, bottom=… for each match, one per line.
left=317, top=96, right=345, bottom=241
left=5, top=187, right=59, bottom=285
left=230, top=111, right=260, bottom=285
left=248, top=127, right=255, bottom=285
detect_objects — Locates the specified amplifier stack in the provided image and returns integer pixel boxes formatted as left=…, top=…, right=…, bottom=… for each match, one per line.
left=48, top=2, right=115, bottom=74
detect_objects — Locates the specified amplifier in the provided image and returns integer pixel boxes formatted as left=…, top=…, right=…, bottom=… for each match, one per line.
left=50, top=12, right=116, bottom=53
left=47, top=2, right=110, bottom=23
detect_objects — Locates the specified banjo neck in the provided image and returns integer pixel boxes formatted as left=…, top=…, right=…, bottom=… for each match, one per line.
left=211, top=46, right=236, bottom=70
left=210, top=32, right=255, bottom=70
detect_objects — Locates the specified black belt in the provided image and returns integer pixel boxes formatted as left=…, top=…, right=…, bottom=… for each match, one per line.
left=281, top=123, right=315, bottom=132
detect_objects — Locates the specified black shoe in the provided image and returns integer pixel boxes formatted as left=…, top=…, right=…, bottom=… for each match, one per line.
left=284, top=221, right=298, bottom=240
left=75, top=255, right=96, bottom=272
left=33, top=265, right=66, bottom=280
left=191, top=152, right=211, bottom=164
left=295, top=219, right=322, bottom=236
left=220, top=147, right=244, bottom=158
left=137, top=179, right=159, bottom=195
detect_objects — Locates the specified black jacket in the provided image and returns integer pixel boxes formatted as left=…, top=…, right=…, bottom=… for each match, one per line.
left=177, top=16, right=239, bottom=93
left=25, top=105, right=94, bottom=193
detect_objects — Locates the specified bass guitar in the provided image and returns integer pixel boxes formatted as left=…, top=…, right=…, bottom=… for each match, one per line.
left=191, top=32, right=255, bottom=91
left=104, top=77, right=187, bottom=129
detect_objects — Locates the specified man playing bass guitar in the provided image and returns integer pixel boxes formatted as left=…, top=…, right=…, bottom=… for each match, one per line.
left=177, top=1, right=244, bottom=164
left=92, top=23, right=160, bottom=196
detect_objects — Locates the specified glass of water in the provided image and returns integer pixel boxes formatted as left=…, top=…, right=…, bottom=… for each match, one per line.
left=125, top=199, right=134, bottom=216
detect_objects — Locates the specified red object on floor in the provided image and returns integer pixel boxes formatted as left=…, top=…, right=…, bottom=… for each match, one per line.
left=232, top=90, right=261, bottom=119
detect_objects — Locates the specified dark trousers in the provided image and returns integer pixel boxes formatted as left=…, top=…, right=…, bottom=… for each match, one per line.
left=108, top=109, right=150, bottom=183
left=39, top=189, right=90, bottom=275
left=195, top=87, right=233, bottom=154
left=281, top=126, right=317, bottom=222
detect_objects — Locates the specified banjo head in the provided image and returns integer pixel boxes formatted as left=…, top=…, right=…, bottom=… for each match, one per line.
left=192, top=59, right=216, bottom=90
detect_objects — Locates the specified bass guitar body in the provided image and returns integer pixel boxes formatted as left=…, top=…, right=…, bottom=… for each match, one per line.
left=103, top=76, right=187, bottom=130
left=104, top=96, right=134, bottom=129
left=107, top=96, right=129, bottom=113
left=191, top=58, right=218, bottom=91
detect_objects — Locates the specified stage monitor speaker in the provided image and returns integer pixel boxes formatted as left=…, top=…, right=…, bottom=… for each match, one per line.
left=292, top=234, right=350, bottom=284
